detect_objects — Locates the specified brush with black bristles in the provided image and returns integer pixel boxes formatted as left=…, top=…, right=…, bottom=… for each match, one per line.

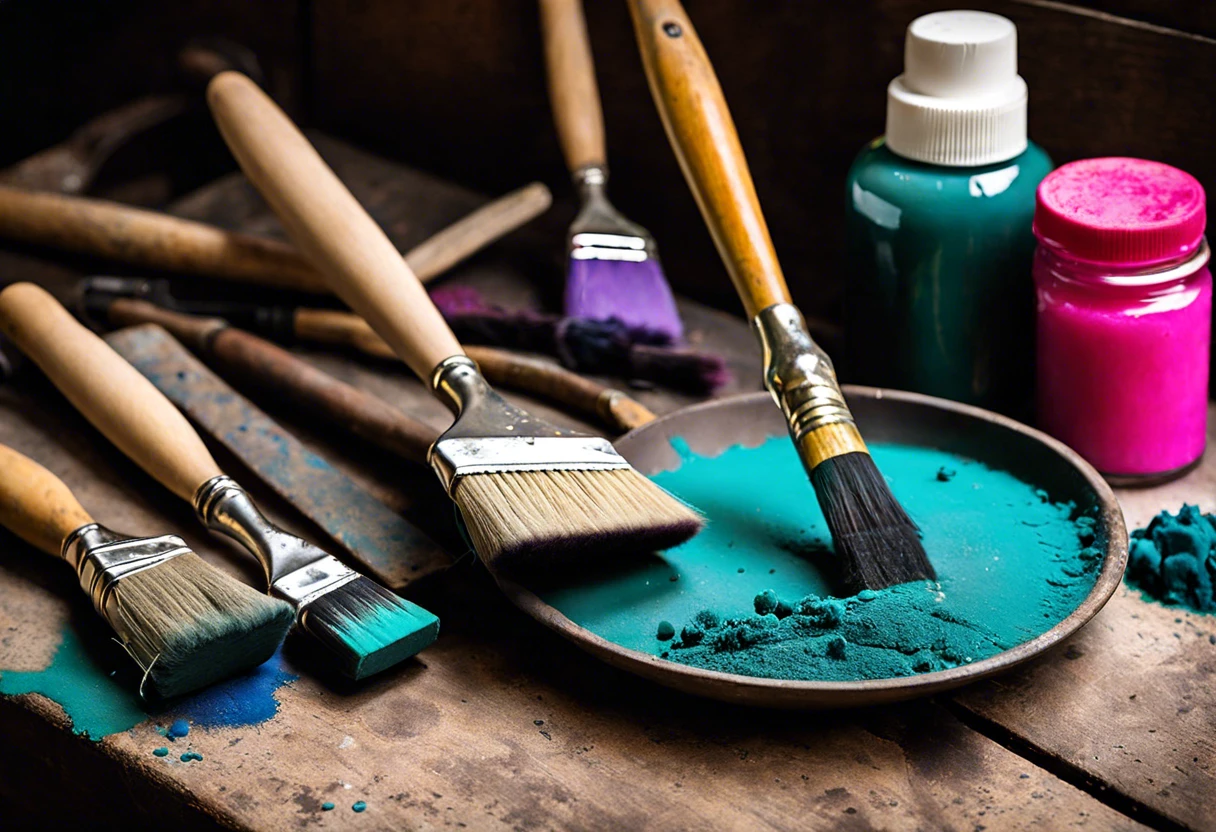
left=0, top=283, right=438, bottom=680
left=628, top=0, right=934, bottom=590
left=539, top=0, right=684, bottom=340
left=0, top=441, right=294, bottom=698
left=207, top=71, right=703, bottom=574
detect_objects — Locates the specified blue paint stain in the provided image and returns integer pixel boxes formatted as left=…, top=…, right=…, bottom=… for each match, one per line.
left=352, top=801, right=367, bottom=813
left=168, top=649, right=297, bottom=729
left=153, top=747, right=169, bottom=757
left=167, top=718, right=190, bottom=739
left=322, top=802, right=335, bottom=811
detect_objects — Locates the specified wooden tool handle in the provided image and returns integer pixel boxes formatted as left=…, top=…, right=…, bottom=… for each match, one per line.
left=539, top=0, right=607, bottom=173
left=208, top=72, right=464, bottom=381
left=0, top=184, right=328, bottom=293
left=0, top=283, right=224, bottom=502
left=293, top=306, right=653, bottom=432
left=0, top=443, right=93, bottom=558
left=107, top=298, right=228, bottom=351
left=627, top=0, right=789, bottom=318
left=404, top=182, right=551, bottom=283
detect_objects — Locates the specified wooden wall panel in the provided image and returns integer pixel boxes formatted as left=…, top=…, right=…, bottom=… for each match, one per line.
left=312, top=0, right=1216, bottom=321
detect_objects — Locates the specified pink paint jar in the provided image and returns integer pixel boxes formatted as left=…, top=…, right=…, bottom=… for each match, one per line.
left=1034, top=157, right=1210, bottom=484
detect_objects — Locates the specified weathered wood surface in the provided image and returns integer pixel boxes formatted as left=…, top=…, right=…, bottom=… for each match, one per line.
left=0, top=135, right=1184, bottom=831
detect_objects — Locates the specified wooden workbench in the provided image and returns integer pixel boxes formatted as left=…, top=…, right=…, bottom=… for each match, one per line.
left=0, top=136, right=1209, bottom=831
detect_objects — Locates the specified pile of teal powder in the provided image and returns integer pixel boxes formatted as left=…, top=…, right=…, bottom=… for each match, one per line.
left=541, top=437, right=1104, bottom=683
left=1126, top=505, right=1216, bottom=613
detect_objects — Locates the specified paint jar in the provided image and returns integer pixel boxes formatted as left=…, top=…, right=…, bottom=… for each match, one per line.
left=845, top=11, right=1052, bottom=415
left=1034, top=157, right=1210, bottom=484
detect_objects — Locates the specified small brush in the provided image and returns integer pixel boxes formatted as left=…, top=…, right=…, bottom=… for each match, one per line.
left=629, top=0, right=934, bottom=590
left=0, top=441, right=294, bottom=698
left=208, top=71, right=702, bottom=574
left=0, top=282, right=439, bottom=679
left=539, top=0, right=683, bottom=340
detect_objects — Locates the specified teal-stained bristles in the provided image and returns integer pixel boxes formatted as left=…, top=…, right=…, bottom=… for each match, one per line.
left=297, top=576, right=439, bottom=680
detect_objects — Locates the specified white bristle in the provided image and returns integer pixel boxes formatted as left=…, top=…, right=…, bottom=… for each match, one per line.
left=108, top=552, right=294, bottom=699
left=453, top=467, right=703, bottom=574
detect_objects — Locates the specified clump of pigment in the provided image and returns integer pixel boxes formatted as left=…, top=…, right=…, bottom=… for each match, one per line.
left=1126, top=505, right=1216, bottom=613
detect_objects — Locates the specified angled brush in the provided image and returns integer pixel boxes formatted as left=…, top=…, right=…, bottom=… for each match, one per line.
left=207, top=71, right=702, bottom=574
left=0, top=441, right=293, bottom=698
left=539, top=0, right=683, bottom=340
left=0, top=283, right=438, bottom=679
left=628, top=0, right=934, bottom=590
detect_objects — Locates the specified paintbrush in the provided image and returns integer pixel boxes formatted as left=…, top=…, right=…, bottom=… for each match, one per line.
left=0, top=441, right=293, bottom=698
left=207, top=71, right=702, bottom=573
left=628, top=0, right=934, bottom=590
left=539, top=0, right=684, bottom=340
left=78, top=276, right=729, bottom=396
left=0, top=283, right=439, bottom=679
left=92, top=296, right=658, bottom=435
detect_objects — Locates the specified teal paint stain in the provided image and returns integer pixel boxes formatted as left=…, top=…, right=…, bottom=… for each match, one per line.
left=1126, top=505, right=1216, bottom=614
left=152, top=747, right=169, bottom=757
left=0, top=622, right=297, bottom=741
left=352, top=801, right=367, bottom=813
left=322, top=802, right=335, bottom=811
left=540, top=437, right=1101, bottom=682
left=180, top=751, right=203, bottom=762
left=0, top=629, right=146, bottom=740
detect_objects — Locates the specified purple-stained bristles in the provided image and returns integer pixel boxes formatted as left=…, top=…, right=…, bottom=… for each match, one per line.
left=564, top=257, right=684, bottom=343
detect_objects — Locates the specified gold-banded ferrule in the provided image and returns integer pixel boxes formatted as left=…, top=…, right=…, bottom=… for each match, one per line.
left=752, top=303, right=867, bottom=475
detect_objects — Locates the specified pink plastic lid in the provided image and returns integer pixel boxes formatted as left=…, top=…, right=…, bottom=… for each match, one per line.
left=1034, top=157, right=1206, bottom=266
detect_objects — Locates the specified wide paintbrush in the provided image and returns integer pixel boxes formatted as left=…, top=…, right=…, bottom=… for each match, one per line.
left=208, top=71, right=702, bottom=575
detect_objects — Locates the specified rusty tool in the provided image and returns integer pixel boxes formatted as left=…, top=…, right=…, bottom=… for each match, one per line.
left=86, top=287, right=657, bottom=434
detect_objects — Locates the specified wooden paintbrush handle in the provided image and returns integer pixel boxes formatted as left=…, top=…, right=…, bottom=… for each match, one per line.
left=0, top=442, right=93, bottom=557
left=0, top=184, right=328, bottom=293
left=294, top=307, right=397, bottom=359
left=539, top=0, right=607, bottom=172
left=404, top=182, right=551, bottom=283
left=208, top=72, right=464, bottom=381
left=627, top=0, right=789, bottom=318
left=0, top=283, right=224, bottom=503
left=108, top=299, right=436, bottom=465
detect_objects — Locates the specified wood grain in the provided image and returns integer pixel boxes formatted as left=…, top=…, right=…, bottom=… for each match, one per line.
left=539, top=0, right=608, bottom=173
left=628, top=0, right=788, bottom=318
left=0, top=443, right=92, bottom=558
left=208, top=72, right=465, bottom=379
left=0, top=283, right=223, bottom=503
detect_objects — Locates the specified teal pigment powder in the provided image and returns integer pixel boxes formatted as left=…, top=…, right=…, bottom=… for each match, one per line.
left=1126, top=505, right=1216, bottom=613
left=540, top=437, right=1101, bottom=682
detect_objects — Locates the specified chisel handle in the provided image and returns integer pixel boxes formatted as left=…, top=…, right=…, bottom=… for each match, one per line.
left=627, top=0, right=789, bottom=318
left=539, top=0, right=607, bottom=173
left=208, top=71, right=465, bottom=381
left=0, top=442, right=93, bottom=558
left=0, top=283, right=224, bottom=503
left=0, top=184, right=328, bottom=293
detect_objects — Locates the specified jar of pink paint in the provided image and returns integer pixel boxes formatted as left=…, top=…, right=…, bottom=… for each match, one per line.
left=1034, top=157, right=1210, bottom=484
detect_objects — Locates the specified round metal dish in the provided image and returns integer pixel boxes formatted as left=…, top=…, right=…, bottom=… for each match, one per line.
left=496, top=386, right=1128, bottom=709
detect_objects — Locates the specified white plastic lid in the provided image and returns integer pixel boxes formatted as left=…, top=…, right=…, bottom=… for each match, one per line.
left=886, top=10, right=1028, bottom=167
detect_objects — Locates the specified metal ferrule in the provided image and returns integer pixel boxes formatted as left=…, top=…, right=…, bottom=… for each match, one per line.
left=753, top=303, right=865, bottom=461
left=193, top=475, right=357, bottom=611
left=62, top=523, right=192, bottom=622
left=427, top=356, right=629, bottom=494
left=570, top=165, right=655, bottom=263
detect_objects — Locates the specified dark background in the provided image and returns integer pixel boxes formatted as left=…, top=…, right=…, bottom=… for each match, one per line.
left=0, top=0, right=1211, bottom=321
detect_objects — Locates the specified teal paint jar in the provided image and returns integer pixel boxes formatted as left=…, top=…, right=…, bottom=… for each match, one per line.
left=843, top=11, right=1052, bottom=414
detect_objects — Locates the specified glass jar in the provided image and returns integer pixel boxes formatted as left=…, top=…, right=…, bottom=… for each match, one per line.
left=1034, top=158, right=1210, bottom=484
